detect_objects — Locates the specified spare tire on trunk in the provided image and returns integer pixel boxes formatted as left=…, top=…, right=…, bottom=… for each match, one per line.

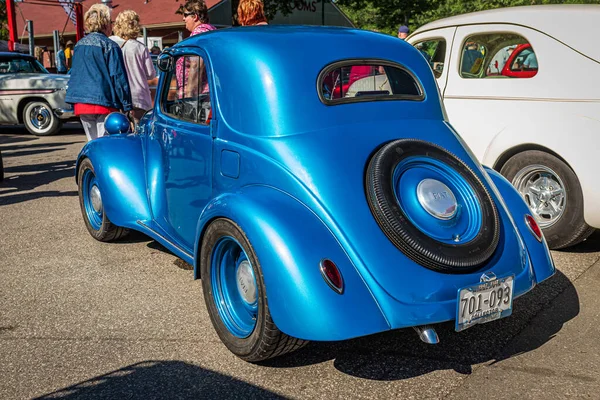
left=365, top=139, right=500, bottom=273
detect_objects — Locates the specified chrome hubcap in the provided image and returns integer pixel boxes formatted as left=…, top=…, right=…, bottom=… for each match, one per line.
left=30, top=106, right=51, bottom=130
left=90, top=185, right=103, bottom=213
left=236, top=260, right=257, bottom=304
left=512, top=165, right=566, bottom=228
left=416, top=178, right=458, bottom=220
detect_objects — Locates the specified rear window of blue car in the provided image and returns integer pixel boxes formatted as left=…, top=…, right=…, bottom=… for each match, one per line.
left=318, top=61, right=424, bottom=105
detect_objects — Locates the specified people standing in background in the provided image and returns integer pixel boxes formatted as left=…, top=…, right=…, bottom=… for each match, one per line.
left=461, top=41, right=483, bottom=74
left=177, top=0, right=215, bottom=96
left=487, top=46, right=510, bottom=75
left=150, top=45, right=161, bottom=55
left=237, top=0, right=268, bottom=26
left=42, top=48, right=53, bottom=70
left=56, top=43, right=67, bottom=74
left=65, top=3, right=132, bottom=141
left=397, top=25, right=409, bottom=40
left=110, top=10, right=156, bottom=124
left=64, top=40, right=74, bottom=69
left=522, top=51, right=538, bottom=70
left=181, top=0, right=216, bottom=36
left=34, top=46, right=44, bottom=64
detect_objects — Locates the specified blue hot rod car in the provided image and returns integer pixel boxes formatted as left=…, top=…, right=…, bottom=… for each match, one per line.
left=76, top=26, right=555, bottom=362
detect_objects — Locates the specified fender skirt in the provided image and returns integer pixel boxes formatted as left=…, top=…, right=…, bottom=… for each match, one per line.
left=484, top=167, right=555, bottom=284
left=194, top=185, right=390, bottom=341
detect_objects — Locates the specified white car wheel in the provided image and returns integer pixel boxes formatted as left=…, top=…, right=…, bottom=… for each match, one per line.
left=22, top=101, right=61, bottom=136
left=500, top=150, right=594, bottom=249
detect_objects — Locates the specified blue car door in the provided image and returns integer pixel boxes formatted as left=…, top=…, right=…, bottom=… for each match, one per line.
left=145, top=50, right=214, bottom=253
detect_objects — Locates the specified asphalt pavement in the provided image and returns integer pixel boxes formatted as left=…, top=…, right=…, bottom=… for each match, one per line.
left=1, top=125, right=598, bottom=399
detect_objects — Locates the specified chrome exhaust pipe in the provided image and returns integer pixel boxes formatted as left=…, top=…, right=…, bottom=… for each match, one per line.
left=413, top=325, right=439, bottom=344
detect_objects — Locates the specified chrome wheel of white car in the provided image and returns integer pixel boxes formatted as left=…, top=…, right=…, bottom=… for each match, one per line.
left=22, top=101, right=61, bottom=136
left=500, top=150, right=594, bottom=249
left=511, top=164, right=566, bottom=228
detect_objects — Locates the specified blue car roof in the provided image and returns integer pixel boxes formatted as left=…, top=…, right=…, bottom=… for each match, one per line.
left=173, top=26, right=444, bottom=136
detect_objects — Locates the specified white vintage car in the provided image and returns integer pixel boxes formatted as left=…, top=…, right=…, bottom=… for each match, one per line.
left=0, top=52, right=73, bottom=136
left=408, top=5, right=600, bottom=249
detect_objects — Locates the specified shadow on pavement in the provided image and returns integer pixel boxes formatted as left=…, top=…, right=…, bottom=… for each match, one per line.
left=264, top=269, right=578, bottom=381
left=0, top=141, right=79, bottom=152
left=0, top=123, right=83, bottom=138
left=34, top=361, right=284, bottom=399
left=0, top=160, right=77, bottom=206
left=558, top=230, right=600, bottom=254
left=0, top=134, right=38, bottom=146
left=2, top=147, right=71, bottom=158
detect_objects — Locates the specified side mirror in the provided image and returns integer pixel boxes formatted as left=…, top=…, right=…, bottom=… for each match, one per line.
left=157, top=53, right=174, bottom=72
left=104, top=112, right=132, bottom=135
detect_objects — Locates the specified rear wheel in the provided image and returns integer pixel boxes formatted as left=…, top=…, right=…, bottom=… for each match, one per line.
left=500, top=150, right=594, bottom=249
left=77, top=158, right=129, bottom=241
left=201, top=218, right=307, bottom=362
left=22, top=100, right=61, bottom=136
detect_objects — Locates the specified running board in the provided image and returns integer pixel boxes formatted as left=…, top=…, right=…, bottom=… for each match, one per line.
left=136, top=220, right=193, bottom=261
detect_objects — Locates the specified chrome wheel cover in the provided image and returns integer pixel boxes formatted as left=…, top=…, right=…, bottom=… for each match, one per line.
left=512, top=164, right=566, bottom=228
left=90, top=185, right=103, bottom=213
left=416, top=178, right=458, bottom=220
left=29, top=105, right=52, bottom=131
left=236, top=260, right=257, bottom=305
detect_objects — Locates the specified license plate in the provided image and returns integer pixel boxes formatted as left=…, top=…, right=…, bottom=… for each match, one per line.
left=455, top=275, right=514, bottom=332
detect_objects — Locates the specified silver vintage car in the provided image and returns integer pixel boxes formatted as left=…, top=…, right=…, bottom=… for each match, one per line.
left=0, top=52, right=74, bottom=136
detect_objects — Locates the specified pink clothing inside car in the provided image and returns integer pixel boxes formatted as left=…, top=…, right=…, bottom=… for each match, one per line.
left=176, top=24, right=216, bottom=96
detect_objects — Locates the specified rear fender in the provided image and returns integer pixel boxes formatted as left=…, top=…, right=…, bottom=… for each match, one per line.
left=76, top=135, right=151, bottom=228
left=484, top=167, right=555, bottom=283
left=193, top=185, right=390, bottom=341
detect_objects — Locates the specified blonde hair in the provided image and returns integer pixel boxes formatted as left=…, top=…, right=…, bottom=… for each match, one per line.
left=84, top=4, right=111, bottom=34
left=113, top=10, right=141, bottom=40
left=237, top=0, right=267, bottom=26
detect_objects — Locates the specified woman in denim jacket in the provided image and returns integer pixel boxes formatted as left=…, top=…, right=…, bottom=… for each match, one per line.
left=66, top=3, right=132, bottom=141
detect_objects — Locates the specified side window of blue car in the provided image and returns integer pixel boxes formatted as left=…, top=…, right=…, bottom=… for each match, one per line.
left=319, top=61, right=423, bottom=104
left=162, top=54, right=211, bottom=125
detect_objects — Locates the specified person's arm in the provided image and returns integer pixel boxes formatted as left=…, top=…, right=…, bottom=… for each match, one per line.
left=184, top=56, right=200, bottom=98
left=108, top=46, right=133, bottom=111
left=142, top=48, right=156, bottom=80
left=59, top=51, right=66, bottom=70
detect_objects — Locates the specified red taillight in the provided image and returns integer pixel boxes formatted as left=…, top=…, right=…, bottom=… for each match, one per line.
left=525, top=214, right=543, bottom=242
left=320, top=259, right=344, bottom=294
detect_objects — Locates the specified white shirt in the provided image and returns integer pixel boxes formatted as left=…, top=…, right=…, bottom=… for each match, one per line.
left=488, top=47, right=510, bottom=74
left=109, top=36, right=156, bottom=110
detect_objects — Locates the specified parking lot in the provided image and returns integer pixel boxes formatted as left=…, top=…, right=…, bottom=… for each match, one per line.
left=1, top=125, right=598, bottom=399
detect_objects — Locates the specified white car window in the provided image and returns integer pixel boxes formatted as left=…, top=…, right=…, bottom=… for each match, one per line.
left=459, top=33, right=538, bottom=79
left=412, top=39, right=446, bottom=78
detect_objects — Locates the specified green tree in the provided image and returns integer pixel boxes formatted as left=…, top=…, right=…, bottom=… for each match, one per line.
left=1, top=0, right=8, bottom=41
left=336, top=0, right=436, bottom=34
left=338, top=0, right=600, bottom=35
left=413, top=0, right=600, bottom=28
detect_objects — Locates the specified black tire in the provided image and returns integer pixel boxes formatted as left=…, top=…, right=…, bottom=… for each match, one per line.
left=22, top=100, right=61, bottom=136
left=500, top=150, right=594, bottom=249
left=366, top=139, right=500, bottom=273
left=201, top=218, right=307, bottom=362
left=77, top=158, right=129, bottom=242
